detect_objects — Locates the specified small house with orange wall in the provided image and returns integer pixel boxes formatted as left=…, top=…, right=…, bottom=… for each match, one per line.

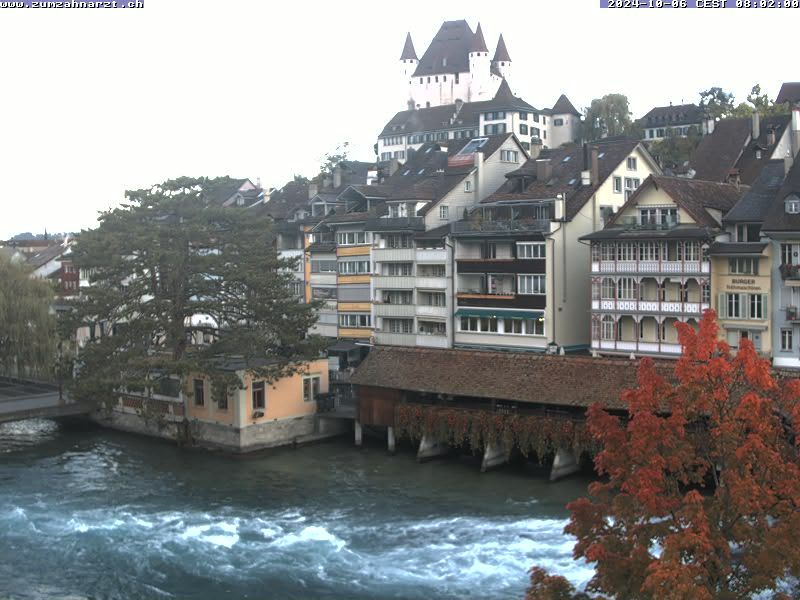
left=184, top=357, right=347, bottom=452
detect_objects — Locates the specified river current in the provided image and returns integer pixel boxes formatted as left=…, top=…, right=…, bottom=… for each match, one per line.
left=0, top=419, right=591, bottom=599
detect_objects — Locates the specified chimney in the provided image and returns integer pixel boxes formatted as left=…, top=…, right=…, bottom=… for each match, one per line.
left=308, top=182, right=318, bottom=199
left=767, top=127, right=776, bottom=147
left=554, top=193, right=565, bottom=221
left=793, top=106, right=800, bottom=158
left=785, top=151, right=794, bottom=177
left=581, top=143, right=591, bottom=185
left=529, top=138, right=542, bottom=159
left=389, top=158, right=400, bottom=176
left=752, top=110, right=761, bottom=141
left=591, top=148, right=600, bottom=185
left=333, top=165, right=342, bottom=189
left=536, top=158, right=552, bottom=182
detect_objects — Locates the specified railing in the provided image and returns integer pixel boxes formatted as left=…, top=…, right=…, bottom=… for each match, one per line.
left=451, top=219, right=551, bottom=234
left=780, top=264, right=800, bottom=280
left=365, top=217, right=425, bottom=231
left=615, top=217, right=680, bottom=230
left=591, top=299, right=709, bottom=314
left=592, top=260, right=709, bottom=274
left=592, top=339, right=682, bottom=355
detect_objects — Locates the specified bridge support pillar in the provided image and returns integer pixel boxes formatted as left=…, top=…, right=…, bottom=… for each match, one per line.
left=550, top=447, right=580, bottom=481
left=481, top=441, right=509, bottom=472
left=387, top=426, right=396, bottom=454
left=417, top=435, right=449, bottom=462
left=354, top=420, right=363, bottom=447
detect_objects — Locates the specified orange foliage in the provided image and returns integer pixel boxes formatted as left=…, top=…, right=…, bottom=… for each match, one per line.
left=529, top=310, right=800, bottom=599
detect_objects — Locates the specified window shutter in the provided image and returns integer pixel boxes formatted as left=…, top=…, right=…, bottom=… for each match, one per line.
left=762, top=294, right=769, bottom=319
left=740, top=294, right=747, bottom=320
left=717, top=294, right=726, bottom=319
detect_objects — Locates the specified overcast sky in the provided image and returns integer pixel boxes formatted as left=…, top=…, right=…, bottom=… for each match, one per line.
left=0, top=0, right=793, bottom=238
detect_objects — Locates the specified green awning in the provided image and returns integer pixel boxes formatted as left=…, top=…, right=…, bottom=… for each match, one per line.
left=455, top=308, right=544, bottom=319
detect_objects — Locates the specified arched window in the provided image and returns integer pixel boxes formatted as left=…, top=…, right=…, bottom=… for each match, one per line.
left=601, top=316, right=615, bottom=340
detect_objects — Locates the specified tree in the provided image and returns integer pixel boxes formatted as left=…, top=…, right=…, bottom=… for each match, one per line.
left=730, top=84, right=790, bottom=118
left=529, top=311, right=800, bottom=599
left=68, top=176, right=324, bottom=407
left=319, top=141, right=350, bottom=176
left=648, top=126, right=703, bottom=171
left=699, top=86, right=735, bottom=120
left=0, top=255, right=56, bottom=377
left=582, top=94, right=634, bottom=141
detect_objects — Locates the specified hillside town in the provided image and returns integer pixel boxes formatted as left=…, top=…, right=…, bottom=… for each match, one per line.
left=4, top=12, right=800, bottom=600
left=4, top=21, right=800, bottom=468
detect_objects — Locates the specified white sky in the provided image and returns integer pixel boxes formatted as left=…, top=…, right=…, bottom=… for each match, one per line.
left=0, top=0, right=794, bottom=238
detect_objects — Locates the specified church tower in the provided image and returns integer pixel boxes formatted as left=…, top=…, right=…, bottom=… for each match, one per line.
left=492, top=34, right=512, bottom=83
left=399, top=32, right=418, bottom=110
left=468, top=23, right=490, bottom=102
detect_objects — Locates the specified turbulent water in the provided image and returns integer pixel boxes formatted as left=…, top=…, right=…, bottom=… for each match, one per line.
left=0, top=419, right=592, bottom=599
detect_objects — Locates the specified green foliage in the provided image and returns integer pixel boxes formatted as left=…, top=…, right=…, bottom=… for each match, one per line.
left=730, top=84, right=790, bottom=118
left=699, top=86, right=735, bottom=119
left=582, top=94, right=634, bottom=141
left=319, top=142, right=350, bottom=177
left=68, top=176, right=325, bottom=408
left=648, top=126, right=703, bottom=170
left=0, top=256, right=56, bottom=377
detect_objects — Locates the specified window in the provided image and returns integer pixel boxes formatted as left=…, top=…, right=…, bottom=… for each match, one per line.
left=252, top=381, right=265, bottom=410
left=601, top=278, right=616, bottom=299
left=519, top=112, right=528, bottom=121
left=382, top=290, right=412, bottom=304
left=617, top=242, right=636, bottom=261
left=383, top=135, right=404, bottom=146
left=729, top=257, right=758, bottom=275
left=523, top=318, right=545, bottom=336
left=193, top=379, right=205, bottom=406
left=782, top=329, right=793, bottom=351
left=439, top=205, right=449, bottom=220
left=639, top=241, right=660, bottom=261
left=459, top=316, right=498, bottom=332
left=482, top=242, right=497, bottom=259
left=627, top=157, right=638, bottom=170
left=464, top=180, right=472, bottom=193
left=750, top=294, right=764, bottom=320
left=418, top=264, right=446, bottom=277
left=419, top=291, right=446, bottom=306
left=500, top=150, right=519, bottom=162
left=601, top=243, right=615, bottom=261
left=532, top=113, right=540, bottom=123
left=601, top=316, right=615, bottom=340
left=518, top=274, right=545, bottom=294
left=419, top=321, right=446, bottom=336
left=312, top=287, right=336, bottom=300
left=554, top=118, right=564, bottom=126
left=516, top=242, right=545, bottom=259
left=726, top=293, right=742, bottom=319
left=386, top=262, right=413, bottom=276
left=385, top=234, right=412, bottom=248
left=338, top=260, right=371, bottom=274
left=531, top=127, right=541, bottom=139
left=618, top=278, right=636, bottom=300
left=303, top=376, right=321, bottom=402
left=519, top=124, right=529, bottom=135
left=484, top=123, right=507, bottom=135
left=388, top=203, right=408, bottom=218
left=786, top=196, right=800, bottom=214
left=336, top=231, right=369, bottom=246
left=613, top=176, right=622, bottom=193
left=290, top=281, right=303, bottom=296
left=679, top=242, right=700, bottom=262
left=217, top=390, right=228, bottom=410
left=483, top=111, right=506, bottom=120
left=736, top=223, right=761, bottom=242
left=624, top=177, right=641, bottom=201
left=339, top=313, right=371, bottom=328
left=702, top=282, right=710, bottom=304
left=385, top=318, right=413, bottom=333
left=782, top=243, right=796, bottom=265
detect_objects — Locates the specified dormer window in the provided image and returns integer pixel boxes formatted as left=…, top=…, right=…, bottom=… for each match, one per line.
left=236, top=195, right=244, bottom=206
left=786, top=195, right=800, bottom=214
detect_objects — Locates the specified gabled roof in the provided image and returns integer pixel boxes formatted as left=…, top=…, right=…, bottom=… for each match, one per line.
left=259, top=181, right=309, bottom=220
left=483, top=138, right=656, bottom=220
left=400, top=32, right=417, bottom=60
left=413, top=20, right=475, bottom=77
left=724, top=159, right=786, bottom=224
left=639, top=103, right=705, bottom=127
left=608, top=175, right=744, bottom=229
left=776, top=82, right=800, bottom=105
left=551, top=94, right=580, bottom=117
left=28, top=243, right=69, bottom=269
left=492, top=34, right=511, bottom=62
left=351, top=346, right=674, bottom=411
left=689, top=115, right=790, bottom=185
left=470, top=22, right=488, bottom=53
left=762, top=158, right=800, bottom=232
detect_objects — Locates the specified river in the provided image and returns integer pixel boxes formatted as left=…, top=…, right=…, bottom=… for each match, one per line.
left=0, top=419, right=591, bottom=599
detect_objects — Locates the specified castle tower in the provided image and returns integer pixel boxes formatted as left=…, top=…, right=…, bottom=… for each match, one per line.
left=400, top=32, right=418, bottom=110
left=492, top=34, right=512, bottom=83
left=468, top=23, right=490, bottom=102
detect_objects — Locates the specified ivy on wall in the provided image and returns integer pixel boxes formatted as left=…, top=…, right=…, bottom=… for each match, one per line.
left=395, top=404, right=592, bottom=460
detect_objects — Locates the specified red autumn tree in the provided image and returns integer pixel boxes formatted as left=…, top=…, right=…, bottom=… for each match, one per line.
left=528, top=310, right=800, bottom=600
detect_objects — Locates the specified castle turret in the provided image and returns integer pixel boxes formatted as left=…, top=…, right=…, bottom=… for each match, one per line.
left=492, top=34, right=512, bottom=82
left=468, top=23, right=490, bottom=102
left=400, top=32, right=418, bottom=109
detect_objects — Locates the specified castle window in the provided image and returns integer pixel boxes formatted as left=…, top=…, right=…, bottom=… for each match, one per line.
left=419, top=78, right=423, bottom=84
left=435, top=76, right=438, bottom=82
left=554, top=118, right=564, bottom=127
left=786, top=195, right=800, bottom=214
left=519, top=124, right=528, bottom=135
left=443, top=75, right=446, bottom=82
left=427, top=77, right=431, bottom=83
left=533, top=113, right=540, bottom=123
left=455, top=73, right=459, bottom=84
left=519, top=112, right=528, bottom=120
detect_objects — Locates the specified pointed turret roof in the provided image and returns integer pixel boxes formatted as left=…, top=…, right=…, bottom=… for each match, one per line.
left=492, top=34, right=511, bottom=62
left=400, top=32, right=417, bottom=61
left=552, top=94, right=581, bottom=116
left=470, top=22, right=488, bottom=53
left=490, top=79, right=534, bottom=111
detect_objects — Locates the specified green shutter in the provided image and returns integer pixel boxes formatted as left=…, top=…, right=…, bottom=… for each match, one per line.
left=717, top=293, right=727, bottom=319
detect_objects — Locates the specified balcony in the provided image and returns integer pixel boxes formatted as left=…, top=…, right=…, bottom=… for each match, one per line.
left=365, top=217, right=424, bottom=232
left=374, top=331, right=416, bottom=346
left=592, top=339, right=682, bottom=355
left=374, top=303, right=416, bottom=318
left=416, top=249, right=447, bottom=263
left=592, top=260, right=709, bottom=274
left=416, top=305, right=448, bottom=319
left=373, top=275, right=415, bottom=288
left=786, top=307, right=800, bottom=323
left=416, top=333, right=448, bottom=348
left=591, top=299, right=709, bottom=315
left=780, top=264, right=800, bottom=283
left=451, top=219, right=551, bottom=236
left=615, top=216, right=680, bottom=230
left=373, top=247, right=415, bottom=262
left=415, top=276, right=447, bottom=289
